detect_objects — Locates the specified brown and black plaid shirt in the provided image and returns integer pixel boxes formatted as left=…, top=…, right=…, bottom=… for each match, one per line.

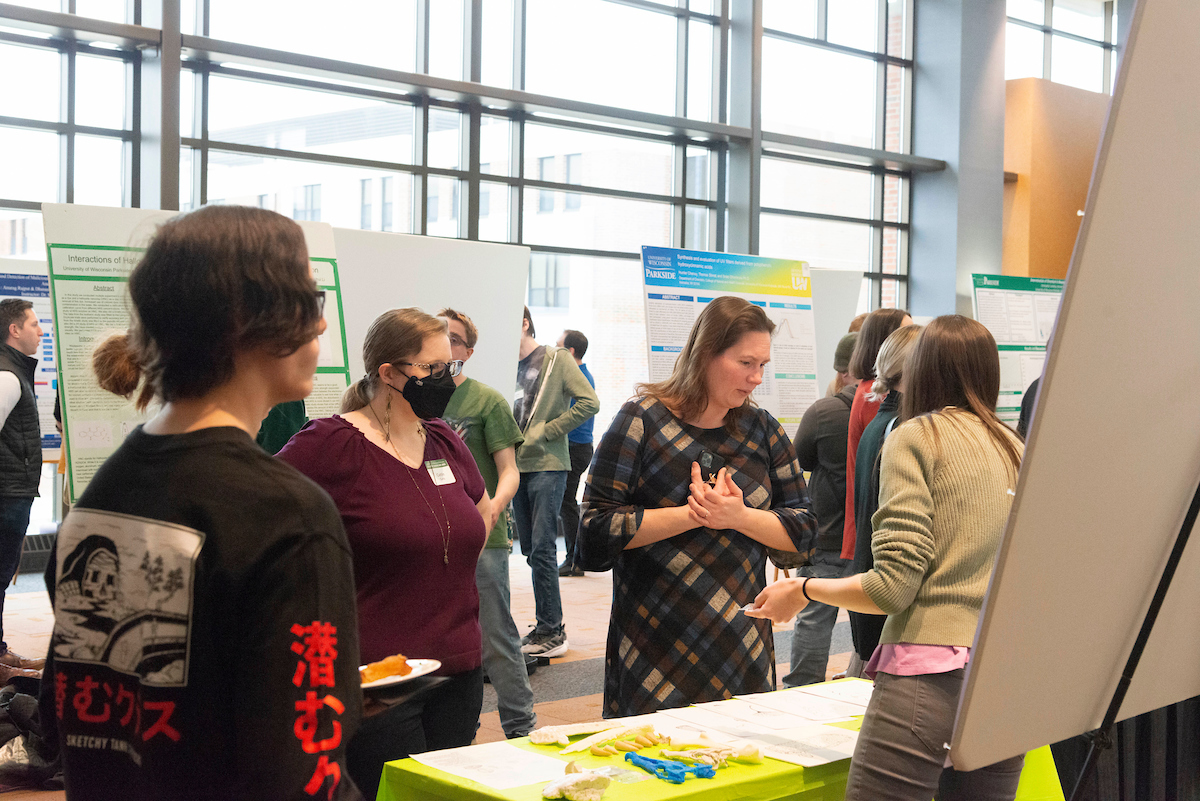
left=579, top=397, right=817, bottom=718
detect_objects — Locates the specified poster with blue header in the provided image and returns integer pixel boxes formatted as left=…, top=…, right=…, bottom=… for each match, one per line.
left=641, top=246, right=819, bottom=433
left=0, top=259, right=61, bottom=459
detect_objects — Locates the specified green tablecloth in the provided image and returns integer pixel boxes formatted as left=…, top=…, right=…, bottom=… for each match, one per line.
left=377, top=732, right=1063, bottom=801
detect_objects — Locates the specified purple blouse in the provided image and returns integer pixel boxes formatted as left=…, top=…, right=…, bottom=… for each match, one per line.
left=278, top=416, right=487, bottom=674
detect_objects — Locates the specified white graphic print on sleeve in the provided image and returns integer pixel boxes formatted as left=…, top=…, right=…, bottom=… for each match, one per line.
left=53, top=509, right=204, bottom=687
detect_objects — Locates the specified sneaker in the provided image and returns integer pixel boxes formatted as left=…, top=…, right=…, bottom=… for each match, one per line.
left=558, top=562, right=584, bottom=578
left=525, top=654, right=539, bottom=676
left=521, top=628, right=568, bottom=658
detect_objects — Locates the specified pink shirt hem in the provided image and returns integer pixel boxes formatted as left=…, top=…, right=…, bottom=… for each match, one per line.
left=864, top=643, right=971, bottom=680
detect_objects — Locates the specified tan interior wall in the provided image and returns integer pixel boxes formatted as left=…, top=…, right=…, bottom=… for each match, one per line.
left=1002, top=78, right=1110, bottom=279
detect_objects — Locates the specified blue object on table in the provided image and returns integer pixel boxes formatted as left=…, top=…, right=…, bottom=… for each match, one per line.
left=624, top=752, right=717, bottom=784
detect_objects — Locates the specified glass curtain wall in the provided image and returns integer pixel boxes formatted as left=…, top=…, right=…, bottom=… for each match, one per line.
left=1005, top=0, right=1117, bottom=93
left=1, top=0, right=920, bottom=433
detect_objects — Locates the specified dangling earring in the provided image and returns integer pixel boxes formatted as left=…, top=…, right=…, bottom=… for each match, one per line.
left=383, top=389, right=392, bottom=444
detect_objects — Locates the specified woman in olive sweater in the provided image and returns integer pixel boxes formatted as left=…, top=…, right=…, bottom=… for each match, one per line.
left=749, top=315, right=1025, bottom=801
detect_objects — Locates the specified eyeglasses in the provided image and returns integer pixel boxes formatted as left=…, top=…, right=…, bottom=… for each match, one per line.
left=448, top=334, right=468, bottom=348
left=395, top=360, right=464, bottom=379
left=313, top=290, right=326, bottom=315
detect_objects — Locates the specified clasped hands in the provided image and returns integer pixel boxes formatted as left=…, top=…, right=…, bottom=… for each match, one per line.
left=687, top=462, right=749, bottom=531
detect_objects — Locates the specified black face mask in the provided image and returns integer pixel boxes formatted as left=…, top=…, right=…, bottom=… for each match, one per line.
left=389, top=371, right=458, bottom=420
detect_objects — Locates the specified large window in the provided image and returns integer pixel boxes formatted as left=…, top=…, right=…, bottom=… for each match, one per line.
left=1, top=0, right=928, bottom=434
left=1006, top=0, right=1117, bottom=94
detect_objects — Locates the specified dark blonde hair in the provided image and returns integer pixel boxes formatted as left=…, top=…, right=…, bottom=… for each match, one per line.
left=637, top=296, right=774, bottom=431
left=900, top=315, right=1022, bottom=475
left=867, top=324, right=922, bottom=402
left=341, top=308, right=448, bottom=412
left=92, top=205, right=320, bottom=411
left=848, top=307, right=910, bottom=381
left=438, top=307, right=479, bottom=349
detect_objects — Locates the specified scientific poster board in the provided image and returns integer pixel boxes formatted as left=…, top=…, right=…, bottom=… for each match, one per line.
left=640, top=246, right=818, bottom=433
left=809, top=268, right=867, bottom=394
left=297, top=223, right=353, bottom=419
left=970, top=274, right=1064, bottom=425
left=0, top=258, right=60, bottom=460
left=42, top=204, right=348, bottom=503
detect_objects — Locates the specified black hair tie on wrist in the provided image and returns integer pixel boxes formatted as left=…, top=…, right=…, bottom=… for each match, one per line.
left=802, top=577, right=815, bottom=603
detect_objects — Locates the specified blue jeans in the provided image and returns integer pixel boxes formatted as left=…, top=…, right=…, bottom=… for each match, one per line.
left=512, top=470, right=567, bottom=636
left=0, top=496, right=33, bottom=651
left=783, top=549, right=850, bottom=687
left=475, top=546, right=536, bottom=738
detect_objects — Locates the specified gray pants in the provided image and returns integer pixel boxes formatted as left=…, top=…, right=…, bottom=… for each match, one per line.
left=782, top=549, right=849, bottom=687
left=845, top=670, right=1025, bottom=801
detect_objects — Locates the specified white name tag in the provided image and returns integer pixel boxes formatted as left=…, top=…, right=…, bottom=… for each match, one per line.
left=425, top=459, right=456, bottom=485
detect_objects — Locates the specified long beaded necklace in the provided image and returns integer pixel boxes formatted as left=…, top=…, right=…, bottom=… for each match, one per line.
left=369, top=396, right=452, bottom=566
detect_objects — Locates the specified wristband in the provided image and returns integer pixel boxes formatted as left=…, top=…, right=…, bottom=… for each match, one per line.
left=801, top=577, right=815, bottom=603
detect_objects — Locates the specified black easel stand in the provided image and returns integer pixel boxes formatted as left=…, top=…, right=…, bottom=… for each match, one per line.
left=1066, top=477, right=1200, bottom=801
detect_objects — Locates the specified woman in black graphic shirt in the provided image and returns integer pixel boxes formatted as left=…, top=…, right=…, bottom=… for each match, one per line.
left=41, top=206, right=364, bottom=800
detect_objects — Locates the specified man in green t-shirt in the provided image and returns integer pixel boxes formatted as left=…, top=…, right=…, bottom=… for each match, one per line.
left=439, top=308, right=536, bottom=739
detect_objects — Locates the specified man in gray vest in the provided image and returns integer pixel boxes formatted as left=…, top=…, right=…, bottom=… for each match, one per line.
left=0, top=299, right=47, bottom=677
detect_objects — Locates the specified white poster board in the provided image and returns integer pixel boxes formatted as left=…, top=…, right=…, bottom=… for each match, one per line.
left=952, top=0, right=1200, bottom=770
left=809, top=268, right=868, bottom=394
left=42, top=204, right=346, bottom=503
left=331, top=229, right=530, bottom=401
left=970, top=274, right=1064, bottom=425
left=0, top=258, right=60, bottom=460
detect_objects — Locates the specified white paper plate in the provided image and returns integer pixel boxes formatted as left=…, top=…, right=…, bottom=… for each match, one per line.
left=360, top=658, right=441, bottom=690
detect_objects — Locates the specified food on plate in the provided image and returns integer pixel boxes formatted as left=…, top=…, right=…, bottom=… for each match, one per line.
left=542, top=771, right=611, bottom=801
left=360, top=654, right=412, bottom=684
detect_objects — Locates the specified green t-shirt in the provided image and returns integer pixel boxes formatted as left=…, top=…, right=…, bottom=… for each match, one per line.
left=443, top=377, right=524, bottom=548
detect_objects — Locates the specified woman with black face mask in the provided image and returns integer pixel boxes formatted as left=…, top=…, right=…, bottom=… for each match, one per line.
left=278, top=307, right=489, bottom=799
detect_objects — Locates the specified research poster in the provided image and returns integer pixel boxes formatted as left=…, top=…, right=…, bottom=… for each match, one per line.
left=42, top=205, right=349, bottom=503
left=0, top=261, right=60, bottom=459
left=641, top=246, right=818, bottom=433
left=971, top=274, right=1065, bottom=425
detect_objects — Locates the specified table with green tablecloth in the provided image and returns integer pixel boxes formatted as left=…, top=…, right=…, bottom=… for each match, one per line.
left=376, top=698, right=1065, bottom=801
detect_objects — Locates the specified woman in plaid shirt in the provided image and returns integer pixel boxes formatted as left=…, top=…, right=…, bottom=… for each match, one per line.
left=578, top=296, right=818, bottom=717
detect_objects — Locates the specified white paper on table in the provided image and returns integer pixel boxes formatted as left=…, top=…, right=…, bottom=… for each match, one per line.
left=795, top=679, right=874, bottom=708
left=654, top=704, right=782, bottom=741
left=734, top=688, right=865, bottom=722
left=752, top=723, right=859, bottom=767
left=696, top=699, right=822, bottom=730
left=410, top=741, right=569, bottom=790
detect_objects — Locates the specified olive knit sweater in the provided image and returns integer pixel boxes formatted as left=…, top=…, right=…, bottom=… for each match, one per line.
left=860, top=408, right=1023, bottom=648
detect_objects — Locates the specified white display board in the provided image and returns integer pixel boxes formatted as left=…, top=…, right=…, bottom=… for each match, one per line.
left=952, top=0, right=1200, bottom=770
left=639, top=246, right=819, bottom=435
left=970, top=274, right=1064, bottom=426
left=0, top=257, right=60, bottom=460
left=42, top=204, right=347, bottom=503
left=809, top=268, right=868, bottom=394
left=331, top=229, right=530, bottom=403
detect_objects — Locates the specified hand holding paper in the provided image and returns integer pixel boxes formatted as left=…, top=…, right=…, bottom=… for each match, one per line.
left=743, top=578, right=809, bottom=624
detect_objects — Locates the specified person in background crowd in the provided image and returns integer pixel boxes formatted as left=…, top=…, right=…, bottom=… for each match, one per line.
left=824, top=329, right=860, bottom=397
left=279, top=308, right=488, bottom=799
left=1016, top=376, right=1040, bottom=439
left=783, top=332, right=858, bottom=687
left=847, top=324, right=923, bottom=679
left=841, top=309, right=912, bottom=564
left=749, top=315, right=1026, bottom=801
left=555, top=328, right=595, bottom=578
left=848, top=312, right=868, bottom=333
left=44, top=205, right=363, bottom=799
left=0, top=298, right=46, bottom=681
left=438, top=307, right=537, bottom=740
left=578, top=296, right=817, bottom=718
left=256, top=399, right=307, bottom=455
left=512, top=307, right=599, bottom=658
